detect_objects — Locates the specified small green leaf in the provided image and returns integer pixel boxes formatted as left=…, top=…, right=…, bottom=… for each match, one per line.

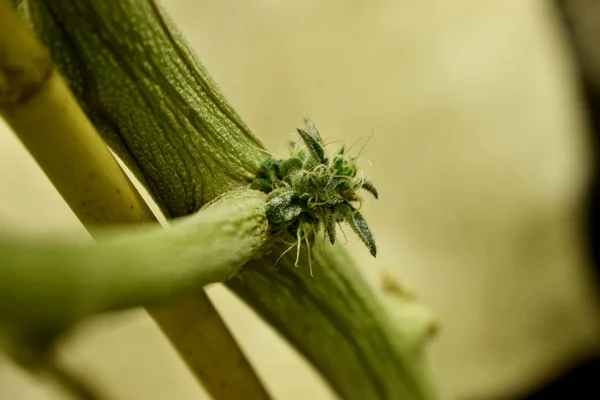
left=325, top=208, right=337, bottom=245
left=297, top=128, right=325, bottom=163
left=348, top=210, right=377, bottom=257
left=361, top=181, right=379, bottom=199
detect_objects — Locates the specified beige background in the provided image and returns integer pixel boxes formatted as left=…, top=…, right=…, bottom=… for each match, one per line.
left=2, top=0, right=600, bottom=399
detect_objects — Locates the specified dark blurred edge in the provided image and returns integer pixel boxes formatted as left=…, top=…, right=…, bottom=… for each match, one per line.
left=553, top=0, right=600, bottom=284
left=514, top=1, right=600, bottom=399
left=519, top=356, right=600, bottom=399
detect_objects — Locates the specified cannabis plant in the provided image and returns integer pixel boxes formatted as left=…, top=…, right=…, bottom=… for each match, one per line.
left=0, top=1, right=438, bottom=399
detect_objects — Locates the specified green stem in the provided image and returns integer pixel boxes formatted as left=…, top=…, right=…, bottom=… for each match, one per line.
left=0, top=189, right=267, bottom=330
left=25, top=0, right=440, bottom=398
left=232, top=242, right=439, bottom=400
left=1, top=2, right=273, bottom=399
left=28, top=0, right=266, bottom=219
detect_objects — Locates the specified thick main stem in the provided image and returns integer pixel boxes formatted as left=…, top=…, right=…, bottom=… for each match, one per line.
left=0, top=2, right=272, bottom=399
left=23, top=0, right=440, bottom=398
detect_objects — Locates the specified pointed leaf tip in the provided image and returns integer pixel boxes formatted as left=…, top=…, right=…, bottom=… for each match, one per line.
left=361, top=181, right=379, bottom=199
left=303, top=118, right=323, bottom=144
left=349, top=211, right=377, bottom=257
left=326, top=212, right=337, bottom=245
left=297, top=128, right=325, bottom=163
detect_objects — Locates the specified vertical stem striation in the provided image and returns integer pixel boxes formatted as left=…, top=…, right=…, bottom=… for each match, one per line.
left=29, top=0, right=266, bottom=219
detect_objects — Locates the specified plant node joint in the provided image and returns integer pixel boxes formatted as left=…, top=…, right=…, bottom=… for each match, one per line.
left=251, top=118, right=379, bottom=268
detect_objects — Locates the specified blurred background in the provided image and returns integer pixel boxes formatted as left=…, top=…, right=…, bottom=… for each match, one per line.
left=1, top=0, right=600, bottom=398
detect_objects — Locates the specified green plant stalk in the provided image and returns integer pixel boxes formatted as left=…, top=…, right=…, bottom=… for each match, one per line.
left=25, top=0, right=440, bottom=399
left=0, top=2, right=154, bottom=229
left=26, top=0, right=266, bottom=219
left=0, top=189, right=268, bottom=330
left=2, top=191, right=268, bottom=400
left=1, top=192, right=268, bottom=400
left=0, top=2, right=272, bottom=399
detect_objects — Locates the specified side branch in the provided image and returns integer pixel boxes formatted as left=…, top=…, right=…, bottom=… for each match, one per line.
left=0, top=189, right=268, bottom=329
